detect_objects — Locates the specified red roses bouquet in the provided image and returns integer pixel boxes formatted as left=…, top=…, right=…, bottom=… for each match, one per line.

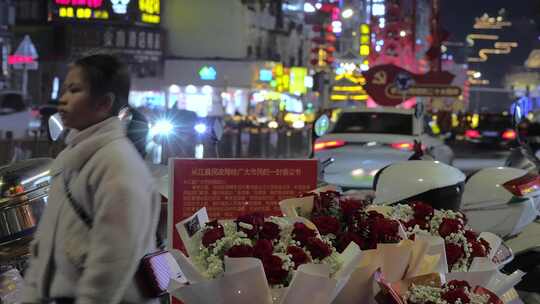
left=382, top=202, right=510, bottom=272
left=281, top=189, right=404, bottom=252
left=169, top=208, right=362, bottom=304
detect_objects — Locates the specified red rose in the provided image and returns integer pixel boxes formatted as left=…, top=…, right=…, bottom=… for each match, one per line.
left=287, top=246, right=310, bottom=269
left=372, top=217, right=400, bottom=243
left=292, top=222, right=317, bottom=246
left=339, top=198, right=364, bottom=219
left=236, top=213, right=265, bottom=238
left=337, top=231, right=367, bottom=252
left=445, top=280, right=471, bottom=290
left=464, top=230, right=478, bottom=242
left=306, top=237, right=332, bottom=260
left=445, top=243, right=465, bottom=268
left=225, top=245, right=254, bottom=258
left=202, top=225, right=225, bottom=247
left=470, top=240, right=488, bottom=258
left=312, top=216, right=341, bottom=235
left=411, top=202, right=434, bottom=220
left=438, top=218, right=463, bottom=238
left=367, top=211, right=385, bottom=220
left=442, top=288, right=470, bottom=304
left=253, top=239, right=273, bottom=259
left=262, top=255, right=289, bottom=285
left=260, top=222, right=281, bottom=241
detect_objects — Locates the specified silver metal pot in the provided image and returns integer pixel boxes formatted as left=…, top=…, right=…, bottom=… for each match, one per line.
left=0, top=158, right=52, bottom=263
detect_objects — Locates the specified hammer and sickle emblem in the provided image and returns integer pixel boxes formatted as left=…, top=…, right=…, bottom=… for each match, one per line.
left=373, top=71, right=387, bottom=85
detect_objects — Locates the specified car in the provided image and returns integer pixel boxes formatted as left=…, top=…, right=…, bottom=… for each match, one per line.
left=313, top=107, right=454, bottom=189
left=0, top=91, right=37, bottom=139
left=464, top=113, right=516, bottom=149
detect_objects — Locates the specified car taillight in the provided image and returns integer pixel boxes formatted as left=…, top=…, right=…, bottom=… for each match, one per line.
left=501, top=129, right=516, bottom=140
left=390, top=141, right=414, bottom=151
left=465, top=129, right=481, bottom=139
left=503, top=173, right=540, bottom=197
left=314, top=139, right=346, bottom=152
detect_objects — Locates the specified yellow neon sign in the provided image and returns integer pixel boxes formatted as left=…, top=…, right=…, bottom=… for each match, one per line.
left=333, top=86, right=365, bottom=92
left=468, top=42, right=518, bottom=62
left=58, top=6, right=108, bottom=20
left=360, top=45, right=370, bottom=56
left=142, top=13, right=160, bottom=23
left=139, top=0, right=160, bottom=14
left=466, top=34, right=498, bottom=46
left=360, top=24, right=370, bottom=34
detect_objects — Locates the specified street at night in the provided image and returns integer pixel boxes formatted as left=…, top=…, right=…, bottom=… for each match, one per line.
left=1, top=0, right=540, bottom=303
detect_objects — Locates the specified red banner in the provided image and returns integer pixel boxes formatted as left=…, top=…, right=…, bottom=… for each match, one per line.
left=363, top=64, right=461, bottom=106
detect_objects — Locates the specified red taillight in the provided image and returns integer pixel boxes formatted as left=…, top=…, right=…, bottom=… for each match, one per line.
left=502, top=129, right=516, bottom=140
left=503, top=173, right=540, bottom=197
left=314, top=139, right=346, bottom=152
left=390, top=141, right=414, bottom=151
left=465, top=129, right=481, bottom=139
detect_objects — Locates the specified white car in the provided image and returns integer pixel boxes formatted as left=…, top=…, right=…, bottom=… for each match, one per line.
left=314, top=107, right=454, bottom=189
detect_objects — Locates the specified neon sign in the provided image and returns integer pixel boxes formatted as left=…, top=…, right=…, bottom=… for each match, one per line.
left=55, top=0, right=104, bottom=8
left=199, top=66, right=217, bottom=81
left=8, top=55, right=36, bottom=65
left=139, top=0, right=160, bottom=24
left=52, top=0, right=160, bottom=24
left=111, top=0, right=130, bottom=14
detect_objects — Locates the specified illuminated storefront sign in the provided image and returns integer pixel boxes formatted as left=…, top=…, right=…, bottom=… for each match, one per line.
left=289, top=67, right=307, bottom=95
left=199, top=66, right=217, bottom=81
left=111, top=0, right=130, bottom=14
left=259, top=69, right=272, bottom=82
left=139, top=0, right=160, bottom=24
left=359, top=24, right=370, bottom=57
left=55, top=0, right=103, bottom=7
left=50, top=0, right=160, bottom=24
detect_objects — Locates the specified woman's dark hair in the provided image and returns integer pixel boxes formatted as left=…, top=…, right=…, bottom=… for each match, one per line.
left=73, top=54, right=130, bottom=115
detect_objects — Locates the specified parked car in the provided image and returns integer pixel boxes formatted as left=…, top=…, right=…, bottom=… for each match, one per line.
left=313, top=107, right=454, bottom=189
left=0, top=91, right=35, bottom=139
left=464, top=113, right=516, bottom=149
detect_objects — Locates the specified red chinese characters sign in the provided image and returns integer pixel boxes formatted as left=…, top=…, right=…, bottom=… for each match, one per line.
left=169, top=159, right=317, bottom=250
left=362, top=64, right=462, bottom=107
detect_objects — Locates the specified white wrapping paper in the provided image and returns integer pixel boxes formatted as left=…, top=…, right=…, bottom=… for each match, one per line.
left=169, top=208, right=363, bottom=304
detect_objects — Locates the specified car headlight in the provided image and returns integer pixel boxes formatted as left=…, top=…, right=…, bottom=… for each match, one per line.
left=151, top=119, right=174, bottom=136
left=194, top=123, right=207, bottom=134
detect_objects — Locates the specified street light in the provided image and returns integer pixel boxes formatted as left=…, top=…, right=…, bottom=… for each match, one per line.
left=473, top=71, right=482, bottom=79
left=342, top=8, right=354, bottom=19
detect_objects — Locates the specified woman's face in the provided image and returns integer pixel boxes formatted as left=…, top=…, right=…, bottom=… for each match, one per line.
left=58, top=66, right=109, bottom=130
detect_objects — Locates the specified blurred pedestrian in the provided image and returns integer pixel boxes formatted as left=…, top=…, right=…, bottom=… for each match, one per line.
left=22, top=54, right=160, bottom=304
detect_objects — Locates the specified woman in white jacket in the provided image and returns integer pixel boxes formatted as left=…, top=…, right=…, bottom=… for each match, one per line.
left=22, top=54, right=161, bottom=304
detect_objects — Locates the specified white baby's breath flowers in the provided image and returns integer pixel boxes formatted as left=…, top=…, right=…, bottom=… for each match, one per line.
left=406, top=283, right=493, bottom=304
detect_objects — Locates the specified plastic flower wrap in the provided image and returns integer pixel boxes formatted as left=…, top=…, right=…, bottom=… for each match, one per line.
left=374, top=270, right=524, bottom=304
left=279, top=189, right=520, bottom=304
left=168, top=208, right=362, bottom=304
